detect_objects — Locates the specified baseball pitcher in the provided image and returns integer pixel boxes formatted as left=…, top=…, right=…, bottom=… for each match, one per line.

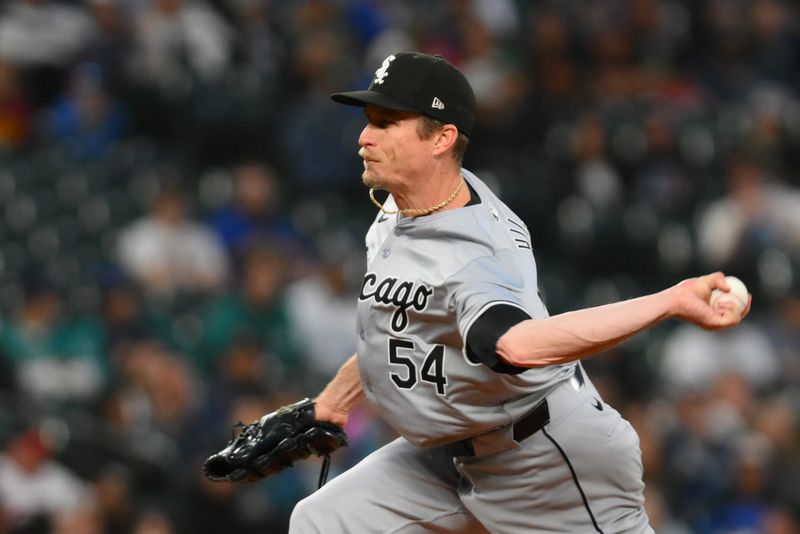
left=205, top=52, right=751, bottom=533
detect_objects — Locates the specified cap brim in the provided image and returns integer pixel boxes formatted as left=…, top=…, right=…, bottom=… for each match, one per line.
left=330, top=90, right=419, bottom=113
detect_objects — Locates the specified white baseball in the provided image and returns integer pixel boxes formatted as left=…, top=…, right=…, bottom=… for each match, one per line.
left=710, top=276, right=748, bottom=315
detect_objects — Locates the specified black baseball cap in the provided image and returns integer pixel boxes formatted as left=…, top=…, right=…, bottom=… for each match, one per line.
left=331, top=52, right=476, bottom=137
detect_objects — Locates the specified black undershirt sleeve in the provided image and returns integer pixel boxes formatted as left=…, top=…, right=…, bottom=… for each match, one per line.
left=466, top=304, right=531, bottom=374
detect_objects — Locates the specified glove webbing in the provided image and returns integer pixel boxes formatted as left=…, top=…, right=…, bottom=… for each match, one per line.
left=317, top=454, right=332, bottom=489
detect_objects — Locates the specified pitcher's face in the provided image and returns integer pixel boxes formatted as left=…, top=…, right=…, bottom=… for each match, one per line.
left=358, top=105, right=430, bottom=190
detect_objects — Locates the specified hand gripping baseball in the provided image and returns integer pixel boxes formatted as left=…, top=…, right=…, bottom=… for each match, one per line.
left=669, top=272, right=752, bottom=329
left=203, top=398, right=348, bottom=487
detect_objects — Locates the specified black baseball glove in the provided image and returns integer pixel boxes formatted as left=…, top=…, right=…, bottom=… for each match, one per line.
left=203, top=398, right=348, bottom=487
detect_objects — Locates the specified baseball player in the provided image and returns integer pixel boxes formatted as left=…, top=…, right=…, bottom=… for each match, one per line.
left=277, top=52, right=750, bottom=533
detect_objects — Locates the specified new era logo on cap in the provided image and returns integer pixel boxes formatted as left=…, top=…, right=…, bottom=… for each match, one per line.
left=330, top=52, right=476, bottom=137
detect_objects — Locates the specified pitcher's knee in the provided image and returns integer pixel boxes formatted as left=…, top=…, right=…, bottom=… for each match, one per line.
left=289, top=492, right=331, bottom=534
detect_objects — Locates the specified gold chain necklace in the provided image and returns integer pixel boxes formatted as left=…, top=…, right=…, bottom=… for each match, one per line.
left=369, top=177, right=465, bottom=217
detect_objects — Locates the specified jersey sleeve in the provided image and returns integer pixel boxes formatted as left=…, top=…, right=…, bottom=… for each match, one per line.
left=447, top=248, right=543, bottom=354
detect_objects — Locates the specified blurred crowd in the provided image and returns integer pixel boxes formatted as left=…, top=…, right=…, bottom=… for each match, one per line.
left=0, top=0, right=798, bottom=532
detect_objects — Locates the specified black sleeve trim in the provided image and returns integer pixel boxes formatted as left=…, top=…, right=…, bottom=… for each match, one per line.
left=466, top=304, right=531, bottom=374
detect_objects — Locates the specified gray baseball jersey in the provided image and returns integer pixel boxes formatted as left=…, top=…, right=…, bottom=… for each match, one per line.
left=291, top=169, right=652, bottom=533
left=356, top=169, right=575, bottom=447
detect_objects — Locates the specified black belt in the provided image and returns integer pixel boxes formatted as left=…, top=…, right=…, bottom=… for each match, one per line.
left=444, top=365, right=584, bottom=457
left=444, top=399, right=550, bottom=457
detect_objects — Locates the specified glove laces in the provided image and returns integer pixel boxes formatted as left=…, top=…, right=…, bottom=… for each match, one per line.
left=231, top=421, right=263, bottom=442
left=318, top=454, right=332, bottom=489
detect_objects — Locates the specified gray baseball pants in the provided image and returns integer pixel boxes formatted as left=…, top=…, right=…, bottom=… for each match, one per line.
left=290, top=377, right=653, bottom=533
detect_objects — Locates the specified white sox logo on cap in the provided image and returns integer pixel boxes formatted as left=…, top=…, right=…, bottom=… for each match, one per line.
left=373, top=55, right=396, bottom=85
left=331, top=51, right=476, bottom=136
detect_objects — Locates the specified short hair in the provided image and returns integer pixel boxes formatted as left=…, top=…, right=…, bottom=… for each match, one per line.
left=416, top=116, right=469, bottom=165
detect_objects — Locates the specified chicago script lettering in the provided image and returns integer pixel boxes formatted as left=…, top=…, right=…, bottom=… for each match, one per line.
left=359, top=273, right=433, bottom=332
